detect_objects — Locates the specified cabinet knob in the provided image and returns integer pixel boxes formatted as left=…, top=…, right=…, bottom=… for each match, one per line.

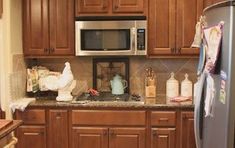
left=44, top=48, right=49, bottom=53
left=103, top=130, right=108, bottom=136
left=114, top=5, right=118, bottom=9
left=56, top=113, right=61, bottom=119
left=109, top=130, right=115, bottom=137
left=152, top=131, right=157, bottom=136
left=102, top=4, right=107, bottom=10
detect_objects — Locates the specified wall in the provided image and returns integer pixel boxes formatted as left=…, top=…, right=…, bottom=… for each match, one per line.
left=30, top=57, right=198, bottom=98
left=0, top=0, right=23, bottom=119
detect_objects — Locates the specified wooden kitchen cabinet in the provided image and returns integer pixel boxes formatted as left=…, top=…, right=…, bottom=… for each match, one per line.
left=15, top=109, right=46, bottom=148
left=76, top=0, right=146, bottom=16
left=23, top=0, right=74, bottom=57
left=204, top=0, right=225, bottom=8
left=150, top=111, right=176, bottom=148
left=48, top=110, right=69, bottom=148
left=16, top=126, right=46, bottom=148
left=72, top=127, right=145, bottom=148
left=151, top=128, right=176, bottom=148
left=180, top=112, right=196, bottom=148
left=72, top=127, right=109, bottom=148
left=148, top=0, right=203, bottom=57
left=109, top=128, right=145, bottom=148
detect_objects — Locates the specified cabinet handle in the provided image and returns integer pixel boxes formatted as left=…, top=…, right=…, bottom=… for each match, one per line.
left=44, top=48, right=49, bottom=53
left=171, top=48, right=174, bottom=53
left=24, top=132, right=40, bottom=136
left=152, top=131, right=157, bottom=136
left=114, top=5, right=118, bottom=9
left=109, top=130, right=115, bottom=137
left=158, top=118, right=169, bottom=122
left=103, top=130, right=108, bottom=136
left=102, top=4, right=107, bottom=10
left=176, top=48, right=181, bottom=54
left=51, top=48, right=55, bottom=53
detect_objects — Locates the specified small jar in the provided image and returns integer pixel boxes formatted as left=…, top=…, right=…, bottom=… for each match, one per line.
left=166, top=72, right=179, bottom=99
left=181, top=73, right=192, bottom=98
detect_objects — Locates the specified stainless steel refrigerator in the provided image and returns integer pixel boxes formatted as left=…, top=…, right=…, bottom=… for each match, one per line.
left=194, top=1, right=235, bottom=148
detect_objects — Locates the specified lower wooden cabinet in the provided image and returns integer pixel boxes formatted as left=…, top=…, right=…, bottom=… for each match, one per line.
left=151, top=128, right=176, bottom=148
left=72, top=127, right=145, bottom=148
left=180, top=112, right=196, bottom=148
left=109, top=128, right=145, bottom=148
left=48, top=110, right=69, bottom=148
left=15, top=108, right=195, bottom=148
left=16, top=126, right=46, bottom=148
left=72, top=127, right=108, bottom=148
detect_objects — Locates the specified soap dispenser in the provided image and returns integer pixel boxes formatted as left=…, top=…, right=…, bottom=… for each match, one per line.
left=166, top=72, right=179, bottom=100
left=181, top=73, right=193, bottom=98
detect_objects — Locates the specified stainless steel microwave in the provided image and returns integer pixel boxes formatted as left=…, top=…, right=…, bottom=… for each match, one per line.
left=75, top=20, right=147, bottom=56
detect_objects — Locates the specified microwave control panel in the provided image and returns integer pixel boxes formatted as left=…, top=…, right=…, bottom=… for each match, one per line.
left=137, top=29, right=146, bottom=50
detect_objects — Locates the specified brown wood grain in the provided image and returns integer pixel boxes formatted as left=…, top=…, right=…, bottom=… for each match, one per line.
left=76, top=0, right=146, bottom=16
left=0, top=0, right=2, bottom=18
left=15, top=109, right=45, bottom=125
left=109, top=128, right=146, bottom=148
left=151, top=128, right=176, bottom=148
left=112, top=0, right=145, bottom=14
left=72, top=110, right=146, bottom=126
left=48, top=110, right=69, bottom=148
left=148, top=0, right=176, bottom=56
left=180, top=111, right=196, bottom=148
left=49, top=0, right=74, bottom=56
left=175, top=0, right=203, bottom=55
left=151, top=111, right=176, bottom=127
left=72, top=127, right=109, bottom=148
left=23, top=0, right=49, bottom=56
left=16, top=126, right=46, bottom=148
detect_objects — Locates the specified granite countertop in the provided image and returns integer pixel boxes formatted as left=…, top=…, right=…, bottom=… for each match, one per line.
left=27, top=97, right=194, bottom=109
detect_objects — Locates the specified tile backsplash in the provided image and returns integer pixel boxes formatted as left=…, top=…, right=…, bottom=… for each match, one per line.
left=13, top=54, right=198, bottom=97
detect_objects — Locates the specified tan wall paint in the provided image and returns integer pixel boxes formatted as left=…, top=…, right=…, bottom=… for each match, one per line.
left=0, top=0, right=23, bottom=118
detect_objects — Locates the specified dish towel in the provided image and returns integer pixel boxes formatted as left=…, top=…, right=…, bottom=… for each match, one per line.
left=9, top=98, right=36, bottom=113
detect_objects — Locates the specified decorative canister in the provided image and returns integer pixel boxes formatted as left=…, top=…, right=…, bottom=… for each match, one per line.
left=181, top=73, right=193, bottom=98
left=166, top=72, right=179, bottom=99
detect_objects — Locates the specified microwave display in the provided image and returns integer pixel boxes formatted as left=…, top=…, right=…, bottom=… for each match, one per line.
left=81, top=29, right=130, bottom=51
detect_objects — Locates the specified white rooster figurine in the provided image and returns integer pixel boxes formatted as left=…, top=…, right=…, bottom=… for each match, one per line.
left=56, top=62, right=76, bottom=101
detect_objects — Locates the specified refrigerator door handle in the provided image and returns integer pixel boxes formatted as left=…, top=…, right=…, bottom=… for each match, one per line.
left=194, top=73, right=206, bottom=148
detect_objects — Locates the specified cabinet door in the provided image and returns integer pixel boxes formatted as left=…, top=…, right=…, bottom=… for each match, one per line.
left=72, top=127, right=108, bottom=148
left=22, top=0, right=49, bottom=56
left=180, top=112, right=196, bottom=148
left=76, top=0, right=109, bottom=16
left=148, top=0, right=176, bottom=56
left=49, top=0, right=74, bottom=55
left=204, top=0, right=225, bottom=8
left=151, top=128, right=176, bottom=148
left=48, top=110, right=69, bottom=148
left=16, top=126, right=46, bottom=148
left=176, top=0, right=203, bottom=55
left=112, top=0, right=145, bottom=14
left=109, top=128, right=145, bottom=148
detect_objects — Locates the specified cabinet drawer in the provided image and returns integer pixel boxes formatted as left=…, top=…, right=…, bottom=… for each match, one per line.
left=16, top=109, right=46, bottom=124
left=151, top=111, right=176, bottom=126
left=72, top=110, right=146, bottom=126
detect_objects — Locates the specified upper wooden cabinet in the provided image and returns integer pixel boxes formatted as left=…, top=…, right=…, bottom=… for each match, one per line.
left=23, top=0, right=74, bottom=57
left=76, top=0, right=147, bottom=16
left=148, top=0, right=203, bottom=57
left=204, top=0, right=225, bottom=8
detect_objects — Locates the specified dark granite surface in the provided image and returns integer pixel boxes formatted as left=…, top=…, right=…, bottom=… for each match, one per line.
left=28, top=97, right=194, bottom=109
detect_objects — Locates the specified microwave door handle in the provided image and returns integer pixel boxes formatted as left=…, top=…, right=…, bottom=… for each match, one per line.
left=131, top=28, right=136, bottom=54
